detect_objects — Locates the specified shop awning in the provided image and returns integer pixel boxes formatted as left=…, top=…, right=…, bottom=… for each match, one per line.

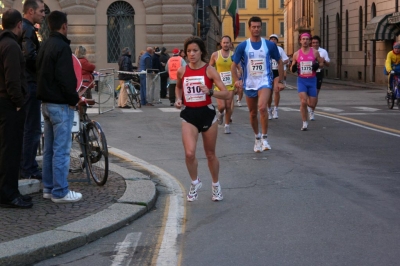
left=364, top=13, right=400, bottom=40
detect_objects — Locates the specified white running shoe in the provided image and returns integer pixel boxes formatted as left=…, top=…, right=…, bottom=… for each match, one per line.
left=236, top=100, right=242, bottom=107
left=273, top=109, right=278, bottom=119
left=301, top=121, right=308, bottom=131
left=262, top=137, right=271, bottom=151
left=254, top=138, right=262, bottom=153
left=187, top=179, right=202, bottom=202
left=268, top=108, right=273, bottom=120
left=217, top=112, right=224, bottom=125
left=212, top=185, right=223, bottom=201
left=51, top=190, right=82, bottom=203
left=309, top=111, right=315, bottom=121
left=43, top=192, right=51, bottom=199
left=224, top=124, right=231, bottom=134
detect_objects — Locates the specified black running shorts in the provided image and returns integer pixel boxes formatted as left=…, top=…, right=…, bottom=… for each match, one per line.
left=180, top=104, right=216, bottom=133
left=316, top=71, right=324, bottom=90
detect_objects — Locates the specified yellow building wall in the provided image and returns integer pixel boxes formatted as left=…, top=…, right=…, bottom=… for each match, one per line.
left=221, top=0, right=285, bottom=47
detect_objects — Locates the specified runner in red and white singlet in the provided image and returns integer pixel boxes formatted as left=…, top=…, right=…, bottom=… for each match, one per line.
left=175, top=36, right=229, bottom=202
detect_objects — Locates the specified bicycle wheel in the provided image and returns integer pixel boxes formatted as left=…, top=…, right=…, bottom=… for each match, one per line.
left=85, top=121, right=108, bottom=185
left=70, top=133, right=85, bottom=174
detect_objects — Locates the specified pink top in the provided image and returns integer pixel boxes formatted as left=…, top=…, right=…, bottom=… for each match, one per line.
left=298, top=48, right=316, bottom=78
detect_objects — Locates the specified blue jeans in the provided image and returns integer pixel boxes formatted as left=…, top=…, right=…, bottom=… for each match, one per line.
left=140, top=74, right=147, bottom=105
left=20, top=82, right=42, bottom=178
left=41, top=103, right=74, bottom=198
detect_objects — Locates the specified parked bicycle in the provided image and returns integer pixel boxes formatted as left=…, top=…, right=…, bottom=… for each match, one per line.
left=69, top=79, right=109, bottom=186
left=117, top=70, right=143, bottom=109
left=386, top=71, right=400, bottom=110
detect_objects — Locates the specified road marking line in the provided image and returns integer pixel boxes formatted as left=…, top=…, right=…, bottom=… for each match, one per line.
left=316, top=111, right=400, bottom=137
left=352, top=107, right=380, bottom=112
left=338, top=113, right=400, bottom=115
left=107, top=148, right=186, bottom=266
left=317, top=107, right=343, bottom=112
left=111, top=232, right=142, bottom=266
left=159, top=108, right=181, bottom=112
left=120, top=109, right=143, bottom=113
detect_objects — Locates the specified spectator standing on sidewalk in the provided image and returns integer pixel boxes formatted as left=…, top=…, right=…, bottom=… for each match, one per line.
left=36, top=11, right=82, bottom=203
left=165, top=48, right=186, bottom=106
left=139, top=47, right=154, bottom=106
left=175, top=36, right=229, bottom=202
left=117, top=47, right=133, bottom=109
left=309, top=35, right=330, bottom=121
left=159, top=47, right=170, bottom=98
left=19, top=0, right=45, bottom=180
left=75, top=46, right=95, bottom=99
left=0, top=9, right=32, bottom=208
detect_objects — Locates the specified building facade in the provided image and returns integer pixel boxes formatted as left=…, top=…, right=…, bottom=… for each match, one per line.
left=285, top=0, right=400, bottom=84
left=1, top=0, right=200, bottom=68
left=284, top=0, right=314, bottom=57
left=221, top=0, right=285, bottom=47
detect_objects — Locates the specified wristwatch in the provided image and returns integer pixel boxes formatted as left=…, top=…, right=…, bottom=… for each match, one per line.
left=208, top=88, right=214, bottom=96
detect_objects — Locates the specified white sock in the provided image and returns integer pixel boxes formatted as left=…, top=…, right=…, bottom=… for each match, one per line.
left=303, top=121, right=308, bottom=127
left=274, top=106, right=278, bottom=111
left=255, top=133, right=261, bottom=139
left=307, top=106, right=312, bottom=113
left=262, top=134, right=268, bottom=139
left=191, top=178, right=199, bottom=185
left=225, top=124, right=229, bottom=127
left=212, top=181, right=220, bottom=187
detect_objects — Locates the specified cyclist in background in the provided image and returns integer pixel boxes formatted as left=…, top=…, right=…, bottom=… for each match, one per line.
left=385, top=42, right=400, bottom=91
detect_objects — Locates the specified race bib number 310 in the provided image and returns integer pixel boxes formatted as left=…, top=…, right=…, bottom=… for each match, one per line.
left=184, top=76, right=206, bottom=102
left=249, top=59, right=265, bottom=77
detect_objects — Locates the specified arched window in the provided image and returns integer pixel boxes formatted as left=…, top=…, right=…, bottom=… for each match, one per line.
left=107, top=1, right=135, bottom=63
left=359, top=7, right=363, bottom=51
left=326, top=15, right=329, bottom=52
left=37, top=4, right=51, bottom=42
left=371, top=3, right=376, bottom=19
left=345, top=10, right=349, bottom=52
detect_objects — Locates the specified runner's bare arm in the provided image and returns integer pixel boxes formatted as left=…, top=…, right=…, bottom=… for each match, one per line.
left=315, top=50, right=324, bottom=68
left=174, top=66, right=185, bottom=108
left=231, top=61, right=243, bottom=89
left=291, top=52, right=298, bottom=72
left=206, top=66, right=230, bottom=100
left=209, top=52, right=218, bottom=67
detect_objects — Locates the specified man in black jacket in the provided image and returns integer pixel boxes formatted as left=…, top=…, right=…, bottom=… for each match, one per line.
left=0, top=9, right=32, bottom=208
left=36, top=11, right=82, bottom=203
left=159, top=47, right=170, bottom=98
left=20, top=0, right=45, bottom=180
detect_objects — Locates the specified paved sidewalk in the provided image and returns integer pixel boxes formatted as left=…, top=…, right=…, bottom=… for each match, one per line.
left=0, top=149, right=157, bottom=266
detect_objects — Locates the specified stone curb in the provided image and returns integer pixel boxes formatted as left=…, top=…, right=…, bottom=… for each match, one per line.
left=0, top=147, right=157, bottom=266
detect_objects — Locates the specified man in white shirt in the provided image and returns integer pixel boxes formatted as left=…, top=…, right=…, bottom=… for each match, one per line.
left=268, top=34, right=289, bottom=119
left=309, top=35, right=330, bottom=121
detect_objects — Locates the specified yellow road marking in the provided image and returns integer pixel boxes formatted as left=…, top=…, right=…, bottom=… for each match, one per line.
left=316, top=111, right=400, bottom=134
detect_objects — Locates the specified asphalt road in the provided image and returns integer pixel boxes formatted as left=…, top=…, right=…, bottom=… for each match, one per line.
left=36, top=77, right=400, bottom=266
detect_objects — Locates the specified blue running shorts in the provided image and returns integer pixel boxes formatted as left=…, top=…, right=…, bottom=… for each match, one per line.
left=297, top=76, right=317, bottom=97
left=244, top=86, right=272, bottom=98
